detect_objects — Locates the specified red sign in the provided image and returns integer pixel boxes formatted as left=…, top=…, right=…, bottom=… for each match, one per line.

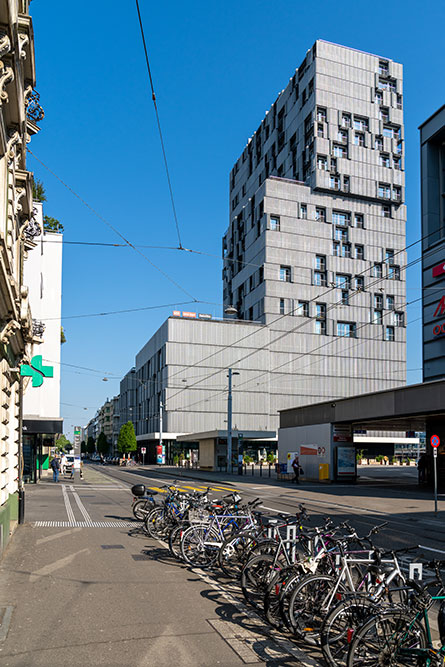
left=434, top=296, right=445, bottom=317
left=431, top=435, right=440, bottom=448
left=433, top=263, right=445, bottom=278
left=141, top=447, right=146, bottom=454
left=433, top=323, right=445, bottom=337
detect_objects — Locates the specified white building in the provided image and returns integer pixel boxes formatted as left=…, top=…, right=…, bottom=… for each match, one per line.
left=22, top=202, right=63, bottom=482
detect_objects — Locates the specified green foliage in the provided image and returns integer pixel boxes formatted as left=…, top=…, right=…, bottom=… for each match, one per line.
left=267, top=453, right=275, bottom=463
left=80, top=440, right=86, bottom=454
left=243, top=454, right=253, bottom=464
left=86, top=436, right=95, bottom=454
left=117, top=421, right=137, bottom=455
left=55, top=434, right=71, bottom=453
left=43, top=215, right=64, bottom=233
left=32, top=178, right=46, bottom=202
left=96, top=431, right=109, bottom=456
left=356, top=449, right=364, bottom=462
left=375, top=454, right=383, bottom=462
left=173, top=454, right=179, bottom=466
left=61, top=326, right=66, bottom=344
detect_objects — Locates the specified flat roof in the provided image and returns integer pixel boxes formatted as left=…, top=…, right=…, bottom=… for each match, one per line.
left=279, top=379, right=445, bottom=431
left=181, top=429, right=277, bottom=442
left=418, top=104, right=445, bottom=130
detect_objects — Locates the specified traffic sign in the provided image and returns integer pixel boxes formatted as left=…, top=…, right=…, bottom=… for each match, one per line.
left=141, top=447, right=146, bottom=454
left=431, top=435, right=440, bottom=448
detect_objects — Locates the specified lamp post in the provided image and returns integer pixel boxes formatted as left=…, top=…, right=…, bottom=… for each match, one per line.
left=227, top=369, right=239, bottom=473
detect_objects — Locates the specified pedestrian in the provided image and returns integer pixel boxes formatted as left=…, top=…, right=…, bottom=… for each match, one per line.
left=291, top=454, right=301, bottom=484
left=50, top=456, right=61, bottom=483
left=79, top=460, right=84, bottom=480
left=417, top=453, right=427, bottom=484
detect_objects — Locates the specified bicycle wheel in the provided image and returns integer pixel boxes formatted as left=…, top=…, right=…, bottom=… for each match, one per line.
left=320, top=595, right=379, bottom=667
left=218, top=532, right=262, bottom=579
left=145, top=507, right=170, bottom=539
left=346, top=609, right=428, bottom=667
left=241, top=554, right=278, bottom=610
left=264, top=565, right=298, bottom=629
left=133, top=499, right=155, bottom=520
left=168, top=521, right=190, bottom=560
left=180, top=524, right=221, bottom=569
left=288, top=573, right=344, bottom=645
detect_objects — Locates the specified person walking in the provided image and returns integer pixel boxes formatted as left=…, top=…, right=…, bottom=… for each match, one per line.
left=50, top=456, right=61, bottom=483
left=417, top=453, right=428, bottom=484
left=291, top=454, right=301, bottom=484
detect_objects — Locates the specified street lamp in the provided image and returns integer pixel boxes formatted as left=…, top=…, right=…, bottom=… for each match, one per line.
left=227, top=369, right=239, bottom=473
left=224, top=305, right=238, bottom=316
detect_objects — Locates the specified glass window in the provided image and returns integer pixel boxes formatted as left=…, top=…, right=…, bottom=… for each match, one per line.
left=395, top=141, right=403, bottom=154
left=375, top=136, right=383, bottom=151
left=396, top=94, right=403, bottom=110
left=301, top=204, right=307, bottom=219
left=355, top=276, right=364, bottom=291
left=336, top=274, right=351, bottom=289
left=296, top=300, right=309, bottom=317
left=314, top=271, right=327, bottom=286
left=337, top=321, right=356, bottom=337
left=380, top=153, right=390, bottom=167
left=280, top=298, right=285, bottom=315
left=317, top=123, right=324, bottom=138
left=393, top=311, right=404, bottom=327
left=382, top=205, right=391, bottom=218
left=388, top=265, right=400, bottom=280
left=270, top=216, right=280, bottom=230
left=330, top=175, right=340, bottom=189
left=343, top=176, right=350, bottom=192
left=385, top=326, right=395, bottom=342
left=333, top=143, right=348, bottom=158
left=317, top=155, right=328, bottom=170
left=315, top=207, right=326, bottom=222
left=315, top=255, right=326, bottom=271
left=315, top=320, right=326, bottom=335
left=341, top=113, right=351, bottom=128
left=334, top=227, right=348, bottom=241
left=337, top=129, right=348, bottom=143
left=383, top=126, right=393, bottom=138
left=341, top=290, right=349, bottom=305
left=332, top=211, right=350, bottom=226
left=378, top=183, right=391, bottom=199
left=380, top=107, right=390, bottom=122
left=316, top=303, right=326, bottom=319
left=386, top=295, right=394, bottom=310
left=393, top=156, right=401, bottom=170
left=333, top=242, right=340, bottom=256
left=341, top=243, right=351, bottom=258
left=316, top=107, right=327, bottom=122
left=385, top=249, right=394, bottom=263
left=353, top=116, right=368, bottom=131
left=280, top=265, right=291, bottom=282
left=355, top=245, right=364, bottom=260
left=393, top=186, right=401, bottom=202
left=330, top=157, right=337, bottom=172
left=355, top=214, right=364, bottom=228
left=375, top=90, right=383, bottom=104
left=374, top=294, right=383, bottom=309
left=378, top=61, right=389, bottom=76
left=354, top=132, right=365, bottom=147
left=373, top=309, right=383, bottom=325
left=373, top=263, right=382, bottom=278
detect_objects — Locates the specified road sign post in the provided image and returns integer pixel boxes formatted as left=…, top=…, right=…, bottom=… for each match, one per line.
left=431, top=435, right=440, bottom=516
left=141, top=446, right=146, bottom=466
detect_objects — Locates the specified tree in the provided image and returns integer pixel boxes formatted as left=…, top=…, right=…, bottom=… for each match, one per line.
left=117, top=421, right=137, bottom=456
left=60, top=326, right=66, bottom=344
left=43, top=215, right=64, bottom=233
left=96, top=431, right=109, bottom=456
left=55, top=435, right=71, bottom=453
left=86, top=436, right=95, bottom=454
left=32, top=178, right=46, bottom=202
left=80, top=440, right=86, bottom=454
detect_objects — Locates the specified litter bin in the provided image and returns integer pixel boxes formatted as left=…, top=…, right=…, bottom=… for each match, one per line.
left=319, top=463, right=329, bottom=481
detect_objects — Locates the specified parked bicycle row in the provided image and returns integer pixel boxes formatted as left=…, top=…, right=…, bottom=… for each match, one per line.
left=131, top=481, right=445, bottom=666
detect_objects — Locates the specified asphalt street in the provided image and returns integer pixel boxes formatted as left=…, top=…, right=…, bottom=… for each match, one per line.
left=0, top=463, right=443, bottom=666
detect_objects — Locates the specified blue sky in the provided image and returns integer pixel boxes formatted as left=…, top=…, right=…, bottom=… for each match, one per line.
left=29, top=0, right=445, bottom=438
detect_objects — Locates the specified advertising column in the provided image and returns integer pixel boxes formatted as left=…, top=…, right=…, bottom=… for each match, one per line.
left=333, top=424, right=356, bottom=481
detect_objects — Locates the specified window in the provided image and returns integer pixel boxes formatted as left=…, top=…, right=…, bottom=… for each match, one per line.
left=337, top=321, right=356, bottom=337
left=383, top=126, right=393, bottom=138
left=393, top=186, right=401, bottom=202
left=355, top=213, right=364, bottom=228
left=334, top=227, right=349, bottom=242
left=280, top=298, right=285, bottom=315
left=385, top=249, right=395, bottom=264
left=385, top=326, right=395, bottom=342
left=353, top=116, right=368, bottom=132
left=314, top=271, right=327, bottom=286
left=393, top=156, right=401, bottom=170
left=259, top=266, right=264, bottom=283
left=317, top=123, right=324, bottom=138
left=382, top=205, right=391, bottom=218
left=380, top=107, right=390, bottom=122
left=393, top=311, right=404, bottom=327
left=373, top=263, right=382, bottom=278
left=315, top=207, right=326, bottom=222
left=333, top=242, right=340, bottom=256
left=337, top=129, right=348, bottom=143
left=315, top=255, right=326, bottom=271
left=386, top=295, right=394, bottom=310
left=341, top=290, right=349, bottom=305
left=330, top=157, right=337, bottom=172
left=355, top=245, right=364, bottom=260
left=343, top=176, right=350, bottom=192
left=316, top=107, right=327, bottom=122
left=375, top=136, right=383, bottom=151
left=380, top=153, right=390, bottom=167
left=341, top=113, right=351, bottom=128
left=395, top=141, right=403, bottom=154
left=330, top=175, right=340, bottom=190
left=280, top=265, right=291, bottom=282
left=355, top=276, right=364, bottom=291
left=316, top=303, right=326, bottom=319
left=396, top=94, right=403, bottom=110
left=340, top=243, right=351, bottom=258
left=270, top=216, right=280, bottom=230
left=388, top=265, right=400, bottom=280
left=333, top=143, right=348, bottom=158
left=296, top=300, right=309, bottom=317
left=378, top=183, right=391, bottom=199
left=336, top=273, right=351, bottom=289
left=317, top=155, right=328, bottom=170
left=374, top=294, right=383, bottom=309
left=332, top=211, right=350, bottom=227
left=301, top=204, right=307, bottom=219
left=378, top=60, right=389, bottom=76
left=373, top=309, right=383, bottom=325
left=315, top=320, right=326, bottom=335
left=375, top=90, right=383, bottom=104
left=354, top=132, right=365, bottom=147
left=388, top=80, right=396, bottom=92
left=249, top=274, right=254, bottom=291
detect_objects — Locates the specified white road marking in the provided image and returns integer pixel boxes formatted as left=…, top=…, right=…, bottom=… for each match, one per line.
left=70, top=487, right=93, bottom=526
left=33, top=520, right=142, bottom=528
left=36, top=527, right=82, bottom=544
left=0, top=606, right=13, bottom=642
left=260, top=505, right=290, bottom=514
left=418, top=544, right=445, bottom=555
left=29, top=548, right=89, bottom=582
left=61, top=484, right=76, bottom=523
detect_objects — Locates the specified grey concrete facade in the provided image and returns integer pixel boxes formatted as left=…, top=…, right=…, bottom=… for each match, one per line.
left=223, top=39, right=406, bottom=405
left=420, top=105, right=445, bottom=382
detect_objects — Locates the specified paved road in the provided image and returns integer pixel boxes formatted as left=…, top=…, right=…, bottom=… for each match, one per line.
left=0, top=463, right=443, bottom=666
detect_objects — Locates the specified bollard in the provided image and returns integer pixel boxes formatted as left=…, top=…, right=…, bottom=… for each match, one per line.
left=251, top=463, right=254, bottom=476
left=269, top=463, right=272, bottom=477
left=260, top=463, right=263, bottom=477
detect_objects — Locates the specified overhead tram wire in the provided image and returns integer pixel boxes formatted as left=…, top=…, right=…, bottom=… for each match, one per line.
left=27, top=149, right=196, bottom=302
left=39, top=300, right=205, bottom=321
left=135, top=0, right=183, bottom=250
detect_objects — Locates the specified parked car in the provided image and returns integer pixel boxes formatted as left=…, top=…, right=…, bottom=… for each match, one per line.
left=63, top=455, right=75, bottom=474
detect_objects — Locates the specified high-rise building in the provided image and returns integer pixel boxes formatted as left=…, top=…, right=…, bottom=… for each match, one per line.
left=223, top=40, right=406, bottom=404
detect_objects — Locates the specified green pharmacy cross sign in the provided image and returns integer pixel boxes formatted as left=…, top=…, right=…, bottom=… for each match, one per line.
left=20, top=355, right=54, bottom=387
